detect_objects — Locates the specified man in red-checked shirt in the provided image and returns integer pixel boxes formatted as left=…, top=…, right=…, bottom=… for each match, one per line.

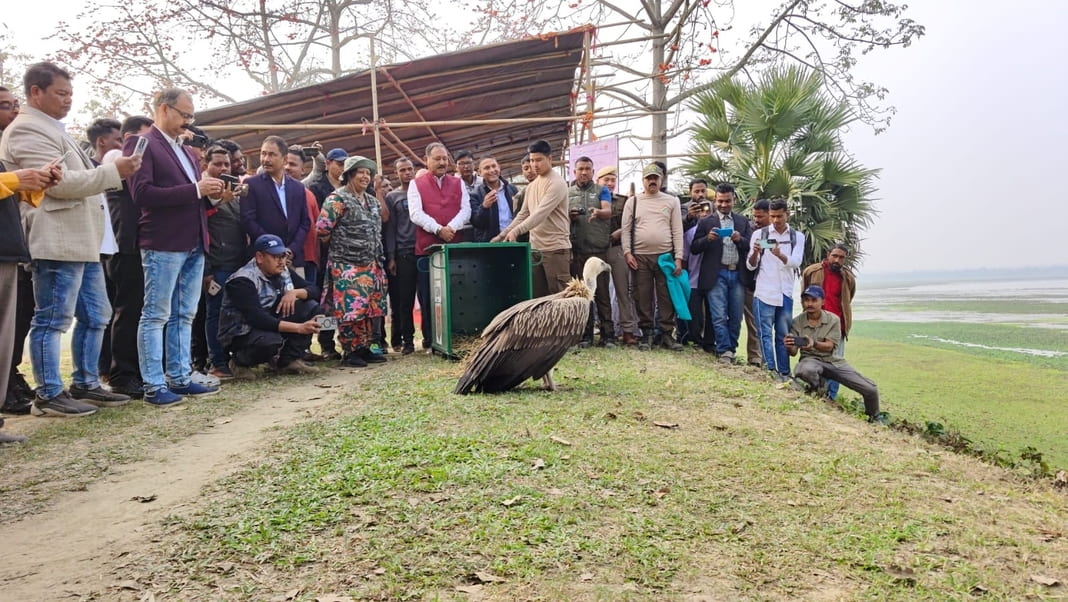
left=802, top=244, right=856, bottom=399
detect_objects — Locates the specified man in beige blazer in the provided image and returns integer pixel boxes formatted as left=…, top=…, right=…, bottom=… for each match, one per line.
left=0, top=62, right=140, bottom=417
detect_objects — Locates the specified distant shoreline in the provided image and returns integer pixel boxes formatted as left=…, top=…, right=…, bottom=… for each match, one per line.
left=860, top=265, right=1068, bottom=287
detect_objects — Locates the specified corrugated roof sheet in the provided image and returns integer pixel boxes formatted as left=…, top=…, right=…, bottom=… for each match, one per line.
left=195, top=28, right=590, bottom=178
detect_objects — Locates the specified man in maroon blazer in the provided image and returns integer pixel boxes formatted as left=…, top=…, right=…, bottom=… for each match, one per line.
left=125, top=88, right=225, bottom=406
left=240, top=135, right=311, bottom=276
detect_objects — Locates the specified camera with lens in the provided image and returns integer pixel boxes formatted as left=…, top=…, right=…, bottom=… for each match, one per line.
left=181, top=124, right=212, bottom=149
left=570, top=206, right=587, bottom=216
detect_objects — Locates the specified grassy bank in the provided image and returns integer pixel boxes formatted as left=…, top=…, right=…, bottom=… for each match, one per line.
left=846, top=333, right=1068, bottom=469
left=124, top=350, right=1068, bottom=601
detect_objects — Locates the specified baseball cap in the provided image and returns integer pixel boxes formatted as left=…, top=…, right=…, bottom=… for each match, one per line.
left=801, top=285, right=825, bottom=299
left=325, top=148, right=348, bottom=162
left=642, top=164, right=664, bottom=178
left=254, top=234, right=287, bottom=256
left=596, top=166, right=617, bottom=180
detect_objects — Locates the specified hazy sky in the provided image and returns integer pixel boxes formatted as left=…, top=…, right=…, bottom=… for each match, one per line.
left=5, top=0, right=1066, bottom=274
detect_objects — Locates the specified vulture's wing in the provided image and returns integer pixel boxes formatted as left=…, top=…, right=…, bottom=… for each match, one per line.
left=454, top=295, right=590, bottom=394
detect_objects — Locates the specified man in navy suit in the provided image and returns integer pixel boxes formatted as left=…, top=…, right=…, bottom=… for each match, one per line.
left=240, top=136, right=311, bottom=277
left=125, top=88, right=225, bottom=406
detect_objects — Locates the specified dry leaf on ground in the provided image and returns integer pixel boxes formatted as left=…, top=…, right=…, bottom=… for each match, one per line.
left=654, top=421, right=680, bottom=429
left=473, top=571, right=506, bottom=583
left=531, top=458, right=546, bottom=470
left=550, top=436, right=572, bottom=446
left=501, top=496, right=521, bottom=507
left=1030, top=574, right=1061, bottom=586
left=130, top=495, right=157, bottom=503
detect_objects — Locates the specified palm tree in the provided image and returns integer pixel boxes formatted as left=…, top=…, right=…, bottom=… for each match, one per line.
left=683, top=66, right=879, bottom=266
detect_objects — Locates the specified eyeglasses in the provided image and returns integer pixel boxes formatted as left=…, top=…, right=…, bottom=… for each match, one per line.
left=167, top=104, right=195, bottom=123
left=0, top=101, right=19, bottom=111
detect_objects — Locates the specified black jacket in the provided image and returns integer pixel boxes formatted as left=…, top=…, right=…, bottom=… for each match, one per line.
left=0, top=163, right=31, bottom=263
left=469, top=180, right=519, bottom=243
left=690, top=212, right=753, bottom=291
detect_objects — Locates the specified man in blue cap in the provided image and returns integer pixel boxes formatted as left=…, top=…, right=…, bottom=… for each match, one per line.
left=217, top=234, right=324, bottom=379
left=786, top=285, right=884, bottom=424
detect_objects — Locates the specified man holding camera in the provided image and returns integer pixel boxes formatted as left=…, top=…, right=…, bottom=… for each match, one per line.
left=802, top=244, right=856, bottom=400
left=786, top=285, right=882, bottom=424
left=567, top=156, right=613, bottom=347
left=217, top=234, right=323, bottom=378
left=692, top=182, right=752, bottom=363
left=126, top=87, right=225, bottom=406
left=746, top=199, right=805, bottom=381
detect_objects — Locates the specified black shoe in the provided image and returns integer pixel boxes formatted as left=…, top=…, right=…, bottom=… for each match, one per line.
left=359, top=348, right=387, bottom=364
left=69, top=385, right=132, bottom=408
left=11, top=372, right=34, bottom=397
left=31, top=391, right=98, bottom=418
left=342, top=352, right=368, bottom=367
left=321, top=349, right=342, bottom=361
left=661, top=338, right=684, bottom=352
left=110, top=381, right=145, bottom=400
left=638, top=336, right=652, bottom=351
left=2, top=388, right=34, bottom=415
left=402, top=343, right=415, bottom=355
left=422, top=339, right=432, bottom=349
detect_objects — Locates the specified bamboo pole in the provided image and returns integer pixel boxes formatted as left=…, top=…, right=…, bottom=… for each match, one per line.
left=195, top=111, right=667, bottom=132
left=381, top=68, right=441, bottom=143
left=618, top=152, right=710, bottom=160
left=369, top=37, right=383, bottom=169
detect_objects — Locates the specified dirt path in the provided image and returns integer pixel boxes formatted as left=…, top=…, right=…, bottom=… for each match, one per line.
left=0, top=370, right=359, bottom=600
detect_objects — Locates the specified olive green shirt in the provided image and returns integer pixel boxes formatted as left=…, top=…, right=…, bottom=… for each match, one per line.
left=789, top=310, right=843, bottom=365
left=568, top=181, right=610, bottom=254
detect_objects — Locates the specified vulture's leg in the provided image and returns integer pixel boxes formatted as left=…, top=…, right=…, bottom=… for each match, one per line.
left=542, top=369, right=557, bottom=391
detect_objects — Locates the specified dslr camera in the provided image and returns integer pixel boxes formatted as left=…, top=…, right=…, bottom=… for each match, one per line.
left=181, top=124, right=212, bottom=149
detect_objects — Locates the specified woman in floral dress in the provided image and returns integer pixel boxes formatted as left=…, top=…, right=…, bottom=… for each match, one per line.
left=316, top=156, right=388, bottom=367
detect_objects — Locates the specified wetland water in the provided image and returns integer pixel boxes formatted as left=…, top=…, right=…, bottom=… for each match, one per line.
left=852, top=277, right=1068, bottom=360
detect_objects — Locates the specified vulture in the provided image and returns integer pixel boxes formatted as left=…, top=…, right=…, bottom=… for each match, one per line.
left=454, top=257, right=611, bottom=394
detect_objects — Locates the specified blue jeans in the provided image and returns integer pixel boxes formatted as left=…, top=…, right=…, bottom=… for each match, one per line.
left=753, top=294, right=793, bottom=376
left=707, top=268, right=743, bottom=355
left=138, top=249, right=204, bottom=392
left=205, top=268, right=234, bottom=369
left=29, top=260, right=112, bottom=398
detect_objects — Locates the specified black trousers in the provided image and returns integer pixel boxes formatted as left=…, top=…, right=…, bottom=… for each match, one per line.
left=7, top=266, right=34, bottom=381
left=104, top=252, right=144, bottom=388
left=416, top=257, right=433, bottom=346
left=99, top=257, right=114, bottom=381
left=229, top=300, right=320, bottom=368
left=388, top=252, right=418, bottom=346
left=191, top=291, right=208, bottom=371
left=316, top=241, right=336, bottom=353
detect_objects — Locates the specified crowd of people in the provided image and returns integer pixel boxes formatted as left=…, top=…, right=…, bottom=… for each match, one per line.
left=0, top=61, right=884, bottom=444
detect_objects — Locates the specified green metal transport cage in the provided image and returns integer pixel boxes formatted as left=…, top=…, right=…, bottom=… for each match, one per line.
left=427, top=242, right=533, bottom=358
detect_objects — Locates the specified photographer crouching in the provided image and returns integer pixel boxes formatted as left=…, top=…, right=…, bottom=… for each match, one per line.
left=217, top=234, right=325, bottom=378
left=785, top=285, right=885, bottom=425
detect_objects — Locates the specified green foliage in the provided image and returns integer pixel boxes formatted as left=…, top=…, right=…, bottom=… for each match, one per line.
left=684, top=66, right=880, bottom=265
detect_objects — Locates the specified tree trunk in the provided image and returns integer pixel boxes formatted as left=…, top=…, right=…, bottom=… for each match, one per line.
left=649, top=7, right=667, bottom=162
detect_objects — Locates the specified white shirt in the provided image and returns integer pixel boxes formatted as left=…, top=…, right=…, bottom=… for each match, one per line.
left=407, top=174, right=471, bottom=235
left=747, top=225, right=806, bottom=306
left=272, top=176, right=287, bottom=218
